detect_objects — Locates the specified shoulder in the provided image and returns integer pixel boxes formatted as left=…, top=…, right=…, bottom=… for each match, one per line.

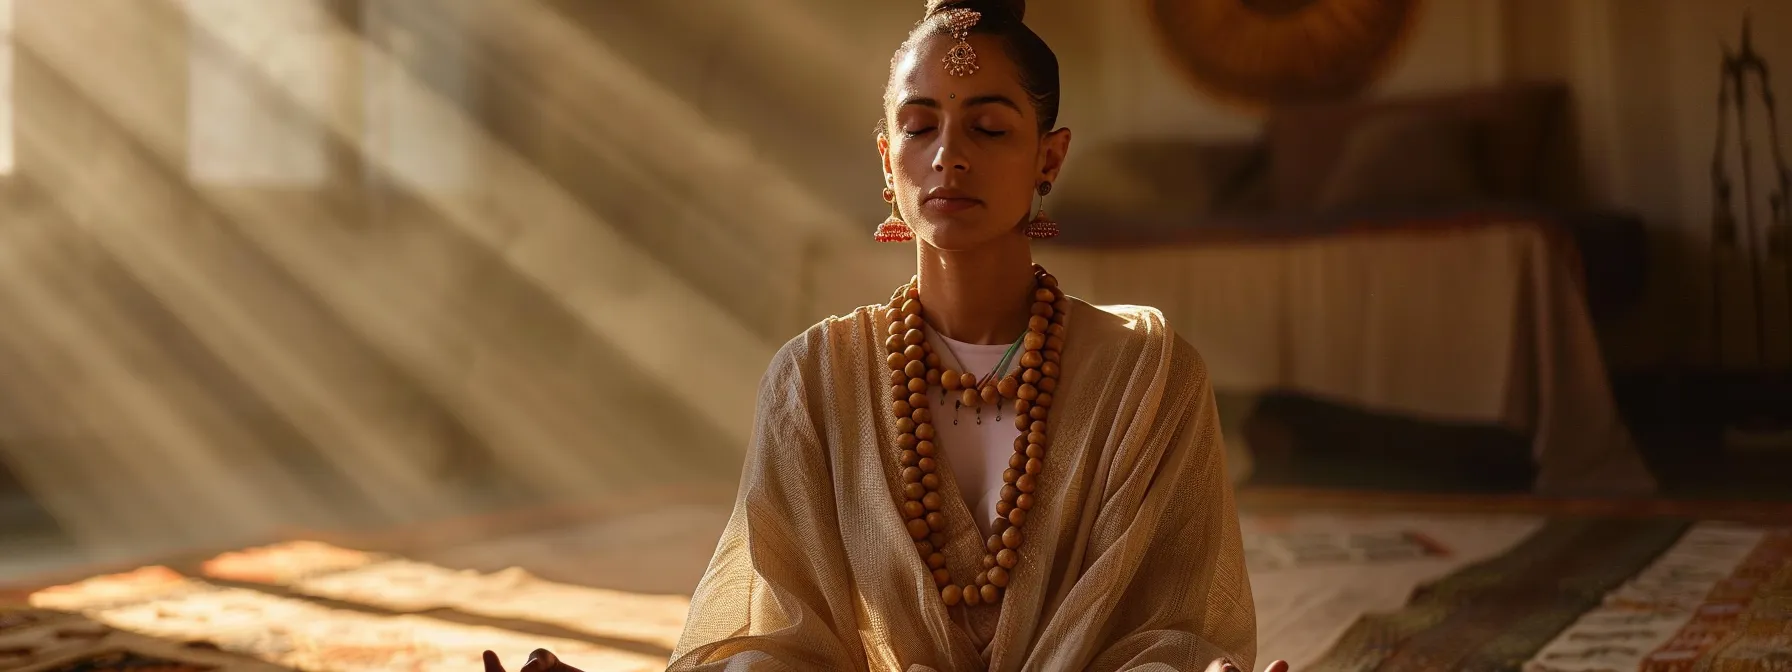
left=1065, top=299, right=1209, bottom=385
left=769, top=304, right=882, bottom=371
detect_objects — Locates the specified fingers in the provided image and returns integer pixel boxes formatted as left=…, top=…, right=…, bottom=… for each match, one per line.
left=1266, top=660, right=1291, bottom=672
left=519, top=649, right=557, bottom=672
left=482, top=650, right=505, bottom=672
left=1205, top=658, right=1243, bottom=672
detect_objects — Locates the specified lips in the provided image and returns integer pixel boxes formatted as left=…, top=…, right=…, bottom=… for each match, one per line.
left=923, top=188, right=983, bottom=214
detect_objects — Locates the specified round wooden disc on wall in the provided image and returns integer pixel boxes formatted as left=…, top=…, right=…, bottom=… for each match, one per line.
left=1145, top=0, right=1426, bottom=111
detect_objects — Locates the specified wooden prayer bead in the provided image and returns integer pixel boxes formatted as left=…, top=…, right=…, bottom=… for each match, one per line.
left=1038, top=377, right=1058, bottom=394
left=926, top=370, right=941, bottom=386
left=1022, top=332, right=1045, bottom=351
left=916, top=423, right=936, bottom=440
left=892, top=385, right=908, bottom=401
left=986, top=535, right=1004, bottom=554
left=959, top=373, right=977, bottom=389
left=1034, top=288, right=1057, bottom=303
left=888, top=321, right=905, bottom=336
left=1015, top=414, right=1031, bottom=431
left=907, top=519, right=930, bottom=540
left=1030, top=421, right=1046, bottom=434
left=903, top=329, right=925, bottom=347
left=1050, top=312, right=1067, bottom=326
left=1002, top=468, right=1021, bottom=484
left=997, top=377, right=1020, bottom=399
left=926, top=353, right=942, bottom=368
left=925, top=512, right=945, bottom=530
left=908, top=378, right=928, bottom=394
left=942, top=370, right=962, bottom=390
left=904, top=359, right=925, bottom=378
left=1017, top=384, right=1039, bottom=401
left=992, top=518, right=1011, bottom=536
left=901, top=299, right=920, bottom=316
left=893, top=400, right=913, bottom=417
left=1014, top=435, right=1028, bottom=450
left=963, top=585, right=980, bottom=607
left=888, top=353, right=906, bottom=369
left=933, top=569, right=952, bottom=586
left=1053, top=298, right=1069, bottom=313
left=1025, top=458, right=1043, bottom=475
left=1008, top=507, right=1027, bottom=527
left=916, top=541, right=934, bottom=556
left=1030, top=407, right=1048, bottom=421
left=897, top=418, right=916, bottom=433
left=1026, top=444, right=1044, bottom=459
left=975, top=573, right=989, bottom=587
left=1016, top=493, right=1035, bottom=510
left=962, top=389, right=981, bottom=407
left=982, top=585, right=1000, bottom=604
left=997, top=549, right=1018, bottom=569
left=904, top=482, right=924, bottom=498
left=1002, top=527, right=1023, bottom=549
left=1017, top=474, right=1037, bottom=493
left=912, top=408, right=932, bottom=423
left=996, top=500, right=1014, bottom=517
left=988, top=565, right=1010, bottom=587
left=900, top=450, right=919, bottom=466
left=1015, top=399, right=1031, bottom=416
left=1031, top=302, right=1053, bottom=317
left=921, top=474, right=941, bottom=489
left=899, top=433, right=918, bottom=449
left=886, top=334, right=904, bottom=352
left=922, top=491, right=942, bottom=511
left=1041, top=361, right=1060, bottom=378
left=908, top=392, right=928, bottom=408
left=904, top=344, right=926, bottom=361
left=905, top=313, right=923, bottom=329
left=1022, top=368, right=1042, bottom=384
left=930, top=533, right=946, bottom=549
left=1001, top=485, right=1020, bottom=502
left=1009, top=453, right=1025, bottom=469
left=928, top=552, right=947, bottom=569
left=1028, top=315, right=1049, bottom=333
left=1027, top=431, right=1046, bottom=445
left=902, top=501, right=924, bottom=519
left=906, top=286, right=921, bottom=299
left=1036, top=393, right=1052, bottom=408
left=1045, top=335, right=1065, bottom=353
left=890, top=370, right=906, bottom=388
left=982, top=554, right=997, bottom=569
left=1019, top=350, right=1044, bottom=368
left=942, top=586, right=962, bottom=606
left=1047, top=323, right=1065, bottom=337
left=918, top=457, right=938, bottom=473
left=917, top=440, right=937, bottom=457
left=981, top=385, right=1000, bottom=405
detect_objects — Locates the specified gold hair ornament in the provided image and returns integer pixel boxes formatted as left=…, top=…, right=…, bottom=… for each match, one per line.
left=942, top=9, right=982, bottom=77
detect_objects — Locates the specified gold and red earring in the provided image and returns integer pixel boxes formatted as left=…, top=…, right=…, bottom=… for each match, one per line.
left=1026, top=181, right=1058, bottom=239
left=875, top=186, right=915, bottom=243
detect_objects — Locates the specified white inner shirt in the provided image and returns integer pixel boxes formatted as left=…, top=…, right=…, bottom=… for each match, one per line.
left=922, top=327, right=1023, bottom=539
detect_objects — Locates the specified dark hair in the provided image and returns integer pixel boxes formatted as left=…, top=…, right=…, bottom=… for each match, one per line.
left=880, top=0, right=1061, bottom=136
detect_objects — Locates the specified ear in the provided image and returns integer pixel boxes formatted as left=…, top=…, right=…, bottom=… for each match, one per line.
left=878, top=133, right=895, bottom=186
left=1037, top=127, right=1072, bottom=186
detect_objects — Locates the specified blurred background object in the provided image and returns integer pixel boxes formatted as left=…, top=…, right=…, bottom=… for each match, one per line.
left=1, top=1, right=1790, bottom=670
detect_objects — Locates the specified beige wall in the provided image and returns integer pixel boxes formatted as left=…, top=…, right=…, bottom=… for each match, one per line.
left=1025, top=0, right=1792, bottom=370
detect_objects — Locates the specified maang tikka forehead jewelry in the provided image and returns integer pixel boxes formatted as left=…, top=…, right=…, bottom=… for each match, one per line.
left=941, top=9, right=982, bottom=77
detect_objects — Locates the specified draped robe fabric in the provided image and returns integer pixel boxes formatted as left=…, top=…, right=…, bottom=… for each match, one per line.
left=669, top=298, right=1257, bottom=672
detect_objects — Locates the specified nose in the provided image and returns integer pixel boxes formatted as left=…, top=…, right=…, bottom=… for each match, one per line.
left=932, top=137, right=969, bottom=173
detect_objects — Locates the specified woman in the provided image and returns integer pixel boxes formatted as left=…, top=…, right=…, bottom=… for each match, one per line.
left=488, top=1, right=1282, bottom=670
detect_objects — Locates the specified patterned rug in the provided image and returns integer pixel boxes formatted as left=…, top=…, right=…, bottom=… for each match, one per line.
left=1306, top=519, right=1792, bottom=672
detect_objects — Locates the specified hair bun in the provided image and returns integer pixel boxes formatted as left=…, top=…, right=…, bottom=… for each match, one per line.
left=925, top=0, right=1026, bottom=22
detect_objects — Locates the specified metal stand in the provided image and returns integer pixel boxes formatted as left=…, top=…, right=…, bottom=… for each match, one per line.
left=1710, top=14, right=1792, bottom=453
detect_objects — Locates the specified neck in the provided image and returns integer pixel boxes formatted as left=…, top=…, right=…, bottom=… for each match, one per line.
left=915, top=236, right=1035, bottom=345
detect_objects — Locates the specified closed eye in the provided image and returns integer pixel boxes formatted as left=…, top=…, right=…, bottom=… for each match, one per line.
left=903, top=127, right=937, bottom=138
left=977, top=128, right=1007, bottom=138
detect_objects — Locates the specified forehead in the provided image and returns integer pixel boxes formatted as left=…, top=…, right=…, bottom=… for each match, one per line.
left=891, top=33, right=1029, bottom=109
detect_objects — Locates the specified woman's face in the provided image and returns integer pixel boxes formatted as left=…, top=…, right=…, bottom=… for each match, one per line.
left=882, top=33, right=1070, bottom=252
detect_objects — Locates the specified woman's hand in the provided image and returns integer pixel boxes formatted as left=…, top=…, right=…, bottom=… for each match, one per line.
left=1205, top=659, right=1290, bottom=672
left=481, top=649, right=584, bottom=672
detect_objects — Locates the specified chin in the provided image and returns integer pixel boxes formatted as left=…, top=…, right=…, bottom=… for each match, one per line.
left=918, top=223, right=1016, bottom=252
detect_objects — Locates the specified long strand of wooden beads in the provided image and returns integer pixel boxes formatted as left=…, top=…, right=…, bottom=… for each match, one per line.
left=885, top=265, right=1067, bottom=608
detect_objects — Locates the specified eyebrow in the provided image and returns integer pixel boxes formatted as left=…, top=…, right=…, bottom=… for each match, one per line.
left=899, top=94, right=1025, bottom=114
